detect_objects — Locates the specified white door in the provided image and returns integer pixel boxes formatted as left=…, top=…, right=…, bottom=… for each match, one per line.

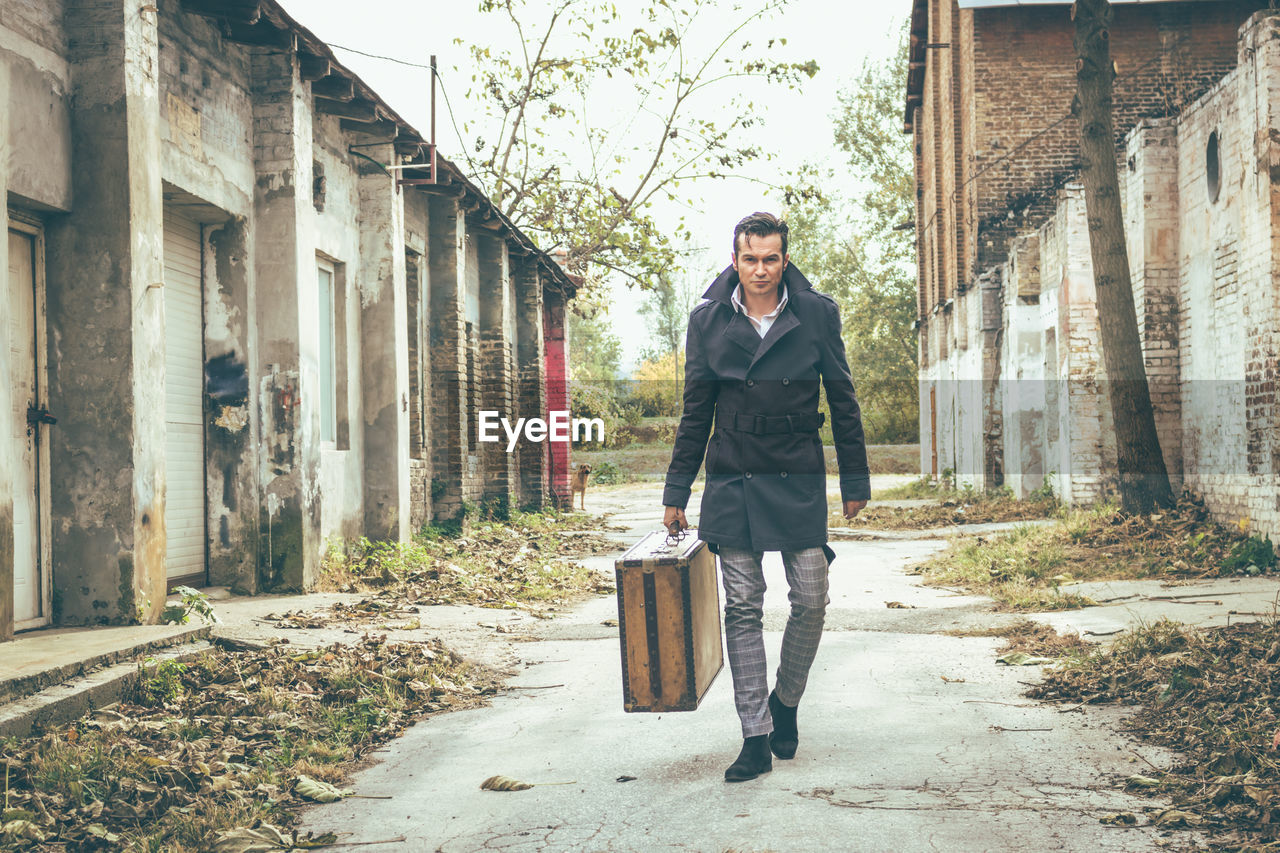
left=163, top=210, right=207, bottom=583
left=9, top=226, right=49, bottom=629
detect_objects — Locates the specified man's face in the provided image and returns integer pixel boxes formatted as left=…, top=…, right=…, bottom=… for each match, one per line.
left=732, top=233, right=788, bottom=300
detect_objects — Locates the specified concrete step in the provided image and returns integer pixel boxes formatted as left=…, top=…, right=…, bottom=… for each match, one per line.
left=0, top=638, right=214, bottom=739
left=0, top=622, right=212, bottom=707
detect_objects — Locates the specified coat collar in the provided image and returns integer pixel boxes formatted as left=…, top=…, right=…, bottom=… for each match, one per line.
left=701, top=261, right=816, bottom=305
left=705, top=263, right=813, bottom=373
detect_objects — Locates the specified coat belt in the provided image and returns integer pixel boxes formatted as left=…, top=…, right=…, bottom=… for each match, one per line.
left=713, top=409, right=825, bottom=434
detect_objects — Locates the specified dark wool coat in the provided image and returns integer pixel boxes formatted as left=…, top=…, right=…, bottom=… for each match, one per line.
left=662, top=263, right=871, bottom=560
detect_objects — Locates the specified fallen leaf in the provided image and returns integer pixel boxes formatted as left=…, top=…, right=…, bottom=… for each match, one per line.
left=212, top=824, right=292, bottom=852
left=1153, top=808, right=1203, bottom=827
left=1124, top=775, right=1163, bottom=789
left=616, top=775, right=637, bottom=782
left=996, top=652, right=1055, bottom=666
left=1099, top=812, right=1138, bottom=825
left=884, top=601, right=914, bottom=609
left=1, top=820, right=47, bottom=843
left=481, top=774, right=533, bottom=791
left=85, top=823, right=121, bottom=842
left=294, top=774, right=350, bottom=803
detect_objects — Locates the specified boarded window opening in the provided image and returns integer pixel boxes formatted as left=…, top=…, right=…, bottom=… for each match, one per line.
left=1206, top=131, right=1221, bottom=205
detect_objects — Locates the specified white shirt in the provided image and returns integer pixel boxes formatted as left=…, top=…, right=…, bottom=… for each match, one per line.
left=731, top=282, right=789, bottom=338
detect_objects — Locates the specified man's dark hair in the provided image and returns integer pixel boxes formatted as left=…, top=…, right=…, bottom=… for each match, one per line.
left=732, top=211, right=788, bottom=257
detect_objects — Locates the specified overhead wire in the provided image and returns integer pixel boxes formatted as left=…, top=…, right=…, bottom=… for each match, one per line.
left=328, top=43, right=484, bottom=185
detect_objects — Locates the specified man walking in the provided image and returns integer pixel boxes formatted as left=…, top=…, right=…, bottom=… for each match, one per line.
left=662, top=212, right=870, bottom=782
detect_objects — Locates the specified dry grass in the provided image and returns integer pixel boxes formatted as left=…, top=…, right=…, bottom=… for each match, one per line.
left=575, top=443, right=922, bottom=487
left=913, top=494, right=1276, bottom=611
left=838, top=489, right=1061, bottom=530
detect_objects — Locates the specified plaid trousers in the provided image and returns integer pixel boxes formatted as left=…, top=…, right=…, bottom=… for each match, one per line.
left=717, top=546, right=830, bottom=738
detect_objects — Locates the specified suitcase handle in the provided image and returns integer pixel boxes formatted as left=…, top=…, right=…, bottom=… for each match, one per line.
left=642, top=572, right=662, bottom=698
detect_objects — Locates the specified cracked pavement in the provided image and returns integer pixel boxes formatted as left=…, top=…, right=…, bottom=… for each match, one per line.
left=297, top=481, right=1199, bottom=852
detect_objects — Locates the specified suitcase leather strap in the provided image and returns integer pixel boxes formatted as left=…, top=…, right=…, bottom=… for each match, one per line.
left=642, top=572, right=662, bottom=698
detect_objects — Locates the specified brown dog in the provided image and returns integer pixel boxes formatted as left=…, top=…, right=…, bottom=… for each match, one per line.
left=570, top=464, right=592, bottom=510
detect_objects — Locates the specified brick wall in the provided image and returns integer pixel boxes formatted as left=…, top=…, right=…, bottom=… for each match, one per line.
left=428, top=195, right=467, bottom=523
left=513, top=258, right=548, bottom=509
left=1123, top=119, right=1184, bottom=491
left=1175, top=13, right=1280, bottom=540
left=968, top=1, right=1259, bottom=271
left=477, top=233, right=515, bottom=514
left=543, top=291, right=570, bottom=507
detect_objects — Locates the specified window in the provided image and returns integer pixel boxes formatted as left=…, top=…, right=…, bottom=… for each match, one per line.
left=317, top=260, right=338, bottom=444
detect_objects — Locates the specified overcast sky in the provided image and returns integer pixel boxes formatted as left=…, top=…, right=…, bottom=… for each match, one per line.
left=279, top=0, right=907, bottom=373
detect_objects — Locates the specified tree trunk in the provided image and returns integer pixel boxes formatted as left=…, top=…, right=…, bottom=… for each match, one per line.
left=1072, top=0, right=1175, bottom=513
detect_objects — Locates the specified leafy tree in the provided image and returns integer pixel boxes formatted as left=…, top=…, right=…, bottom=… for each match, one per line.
left=785, top=26, right=918, bottom=445
left=567, top=303, right=623, bottom=382
left=459, top=0, right=818, bottom=293
left=629, top=349, right=686, bottom=417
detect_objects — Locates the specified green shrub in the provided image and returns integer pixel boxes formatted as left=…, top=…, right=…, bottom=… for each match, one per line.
left=591, top=460, right=622, bottom=484
left=1222, top=535, right=1277, bottom=575
left=570, top=381, right=624, bottom=448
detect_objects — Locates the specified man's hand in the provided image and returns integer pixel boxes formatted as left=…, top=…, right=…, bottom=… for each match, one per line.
left=663, top=506, right=689, bottom=534
left=843, top=500, right=868, bottom=520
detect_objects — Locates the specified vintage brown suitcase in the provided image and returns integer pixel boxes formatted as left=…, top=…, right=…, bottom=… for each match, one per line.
left=615, top=529, right=723, bottom=712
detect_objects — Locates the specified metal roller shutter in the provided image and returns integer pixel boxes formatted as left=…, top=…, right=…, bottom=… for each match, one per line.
left=163, top=209, right=207, bottom=583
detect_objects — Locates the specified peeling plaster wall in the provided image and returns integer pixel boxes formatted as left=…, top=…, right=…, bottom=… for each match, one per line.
left=252, top=47, right=320, bottom=591
left=999, top=234, right=1047, bottom=499
left=1, top=0, right=72, bottom=211
left=356, top=141, right=409, bottom=541
left=312, top=115, right=365, bottom=546
left=157, top=6, right=253, bottom=216
left=1037, top=185, right=1118, bottom=505
left=203, top=220, right=258, bottom=590
left=43, top=0, right=166, bottom=625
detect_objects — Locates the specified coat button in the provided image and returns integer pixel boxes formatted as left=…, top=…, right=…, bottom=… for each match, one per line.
left=781, top=471, right=789, bottom=478
left=745, top=471, right=753, bottom=479
left=782, top=377, right=790, bottom=386
left=746, top=379, right=755, bottom=387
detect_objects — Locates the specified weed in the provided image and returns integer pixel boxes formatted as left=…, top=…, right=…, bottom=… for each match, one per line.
left=1028, top=474, right=1057, bottom=502
left=137, top=657, right=188, bottom=705
left=1222, top=535, right=1278, bottom=575
left=160, top=585, right=219, bottom=625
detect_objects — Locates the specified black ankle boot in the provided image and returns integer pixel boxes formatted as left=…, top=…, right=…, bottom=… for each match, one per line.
left=768, top=690, right=798, bottom=759
left=724, top=734, right=772, bottom=782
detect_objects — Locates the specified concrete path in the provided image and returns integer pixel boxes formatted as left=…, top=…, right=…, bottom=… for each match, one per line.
left=297, top=484, right=1199, bottom=852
